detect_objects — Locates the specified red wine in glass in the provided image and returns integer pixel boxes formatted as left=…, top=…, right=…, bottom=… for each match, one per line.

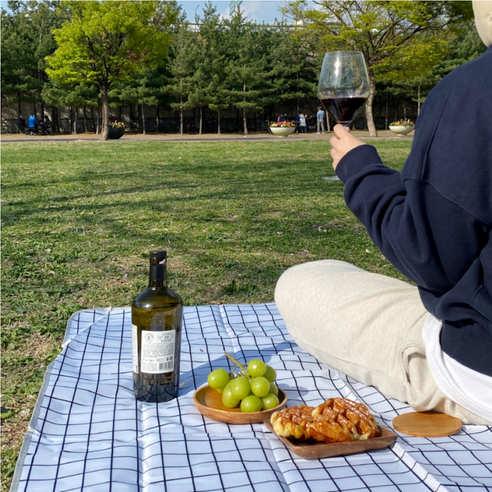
left=318, top=51, right=370, bottom=128
left=320, top=96, right=368, bottom=127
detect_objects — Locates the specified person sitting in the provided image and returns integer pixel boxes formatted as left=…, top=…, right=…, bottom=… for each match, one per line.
left=39, top=115, right=52, bottom=135
left=277, top=114, right=287, bottom=124
left=18, top=115, right=26, bottom=134
left=275, top=0, right=492, bottom=426
left=26, top=114, right=38, bottom=135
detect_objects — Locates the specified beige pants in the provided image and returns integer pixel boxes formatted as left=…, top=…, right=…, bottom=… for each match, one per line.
left=275, top=260, right=491, bottom=425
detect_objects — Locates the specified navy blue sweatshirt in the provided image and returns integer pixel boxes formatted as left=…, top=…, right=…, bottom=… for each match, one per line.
left=336, top=46, right=492, bottom=377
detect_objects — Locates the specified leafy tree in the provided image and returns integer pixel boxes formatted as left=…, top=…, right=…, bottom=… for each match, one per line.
left=45, top=1, right=177, bottom=140
left=42, top=80, right=99, bottom=133
left=224, top=12, right=270, bottom=135
left=382, top=20, right=487, bottom=123
left=168, top=22, right=197, bottom=134
left=192, top=4, right=228, bottom=134
left=268, top=24, right=318, bottom=116
left=1, top=1, right=63, bottom=121
left=283, top=1, right=473, bottom=135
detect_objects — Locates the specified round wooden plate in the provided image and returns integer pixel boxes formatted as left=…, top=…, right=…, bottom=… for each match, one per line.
left=393, top=411, right=462, bottom=437
left=193, top=384, right=287, bottom=424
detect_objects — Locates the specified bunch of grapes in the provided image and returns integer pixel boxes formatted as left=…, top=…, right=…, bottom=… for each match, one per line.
left=207, top=352, right=280, bottom=413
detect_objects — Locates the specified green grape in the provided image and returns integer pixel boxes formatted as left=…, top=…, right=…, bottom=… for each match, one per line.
left=250, top=376, right=270, bottom=397
left=230, top=376, right=251, bottom=400
left=216, top=386, right=225, bottom=394
left=269, top=382, right=279, bottom=397
left=264, top=365, right=277, bottom=382
left=222, top=385, right=240, bottom=408
left=240, top=395, right=263, bottom=413
left=208, top=368, right=230, bottom=389
left=261, top=393, right=280, bottom=410
left=247, top=359, right=266, bottom=378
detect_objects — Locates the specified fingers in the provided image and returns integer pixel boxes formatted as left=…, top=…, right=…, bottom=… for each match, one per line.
left=333, top=124, right=350, bottom=138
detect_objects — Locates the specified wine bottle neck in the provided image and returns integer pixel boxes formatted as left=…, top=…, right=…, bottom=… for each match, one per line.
left=148, top=259, right=167, bottom=287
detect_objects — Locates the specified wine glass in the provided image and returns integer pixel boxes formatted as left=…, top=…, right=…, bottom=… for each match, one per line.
left=318, top=51, right=370, bottom=128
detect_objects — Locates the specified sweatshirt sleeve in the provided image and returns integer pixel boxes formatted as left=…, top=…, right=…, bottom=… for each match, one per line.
left=335, top=143, right=489, bottom=296
left=335, top=145, right=423, bottom=285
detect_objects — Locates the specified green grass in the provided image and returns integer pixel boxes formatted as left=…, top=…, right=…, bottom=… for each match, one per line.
left=0, top=138, right=412, bottom=489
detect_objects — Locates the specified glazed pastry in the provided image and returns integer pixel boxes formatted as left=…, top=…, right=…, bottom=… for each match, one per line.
left=270, top=398, right=380, bottom=443
left=271, top=404, right=314, bottom=440
left=313, top=398, right=380, bottom=440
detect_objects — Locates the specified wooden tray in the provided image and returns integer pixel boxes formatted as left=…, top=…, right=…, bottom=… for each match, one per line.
left=193, top=384, right=287, bottom=424
left=263, top=419, right=398, bottom=459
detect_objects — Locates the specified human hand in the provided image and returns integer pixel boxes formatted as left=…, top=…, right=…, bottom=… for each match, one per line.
left=330, top=124, right=366, bottom=170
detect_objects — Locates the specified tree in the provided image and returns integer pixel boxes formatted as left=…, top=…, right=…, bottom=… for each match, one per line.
left=193, top=4, right=227, bottom=135
left=42, top=80, right=99, bottom=133
left=1, top=1, right=63, bottom=121
left=283, top=1, right=473, bottom=135
left=168, top=22, right=196, bottom=135
left=224, top=12, right=270, bottom=136
left=268, top=24, right=318, bottom=115
left=45, top=1, right=177, bottom=140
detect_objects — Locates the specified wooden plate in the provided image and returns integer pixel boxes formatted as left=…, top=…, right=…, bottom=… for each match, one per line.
left=393, top=411, right=462, bottom=437
left=193, top=384, right=287, bottom=424
left=263, top=419, right=398, bottom=459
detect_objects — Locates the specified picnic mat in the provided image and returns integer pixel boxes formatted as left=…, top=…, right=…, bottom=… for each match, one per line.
left=12, top=304, right=492, bottom=492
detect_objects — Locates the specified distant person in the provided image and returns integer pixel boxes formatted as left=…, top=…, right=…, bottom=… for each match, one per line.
left=26, top=114, right=38, bottom=134
left=316, top=107, right=325, bottom=134
left=41, top=115, right=52, bottom=135
left=277, top=114, right=286, bottom=123
left=18, top=115, right=25, bottom=134
left=298, top=113, right=307, bottom=133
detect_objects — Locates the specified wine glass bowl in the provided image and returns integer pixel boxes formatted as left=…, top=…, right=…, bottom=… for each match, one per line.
left=318, top=51, right=370, bottom=127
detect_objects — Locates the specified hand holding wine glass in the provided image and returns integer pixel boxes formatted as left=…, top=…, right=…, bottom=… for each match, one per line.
left=330, top=124, right=367, bottom=170
left=318, top=51, right=370, bottom=128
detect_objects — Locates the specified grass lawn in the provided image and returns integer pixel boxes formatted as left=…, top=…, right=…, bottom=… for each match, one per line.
left=1, top=138, right=412, bottom=489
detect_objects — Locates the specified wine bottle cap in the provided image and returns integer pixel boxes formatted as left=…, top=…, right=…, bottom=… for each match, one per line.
left=149, top=250, right=167, bottom=260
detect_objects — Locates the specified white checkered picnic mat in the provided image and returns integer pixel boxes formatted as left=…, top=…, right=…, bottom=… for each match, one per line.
left=12, top=304, right=492, bottom=492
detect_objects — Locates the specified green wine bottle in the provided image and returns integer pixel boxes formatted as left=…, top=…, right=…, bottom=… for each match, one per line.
left=132, top=250, right=183, bottom=402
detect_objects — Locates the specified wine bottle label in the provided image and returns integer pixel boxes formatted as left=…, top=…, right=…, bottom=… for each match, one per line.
left=140, top=329, right=176, bottom=374
left=131, top=324, right=138, bottom=373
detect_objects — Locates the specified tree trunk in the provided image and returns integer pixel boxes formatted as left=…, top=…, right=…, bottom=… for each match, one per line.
left=417, top=85, right=421, bottom=116
left=72, top=107, right=78, bottom=135
left=366, top=69, right=377, bottom=137
left=199, top=105, right=202, bottom=135
left=91, top=107, right=96, bottom=133
left=180, top=99, right=183, bottom=135
left=53, top=107, right=59, bottom=133
left=156, top=105, right=160, bottom=133
left=217, top=110, right=221, bottom=135
left=83, top=107, right=88, bottom=133
left=100, top=87, right=110, bottom=140
left=141, top=104, right=146, bottom=135
left=96, top=108, right=100, bottom=135
left=243, top=83, right=248, bottom=136
left=385, top=91, right=389, bottom=129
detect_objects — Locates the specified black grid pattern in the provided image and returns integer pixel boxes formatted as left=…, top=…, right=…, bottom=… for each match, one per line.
left=12, top=304, right=492, bottom=492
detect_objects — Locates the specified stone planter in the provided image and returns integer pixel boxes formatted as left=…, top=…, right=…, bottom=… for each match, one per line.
left=389, top=125, right=414, bottom=136
left=108, top=127, right=125, bottom=140
left=270, top=126, right=296, bottom=137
